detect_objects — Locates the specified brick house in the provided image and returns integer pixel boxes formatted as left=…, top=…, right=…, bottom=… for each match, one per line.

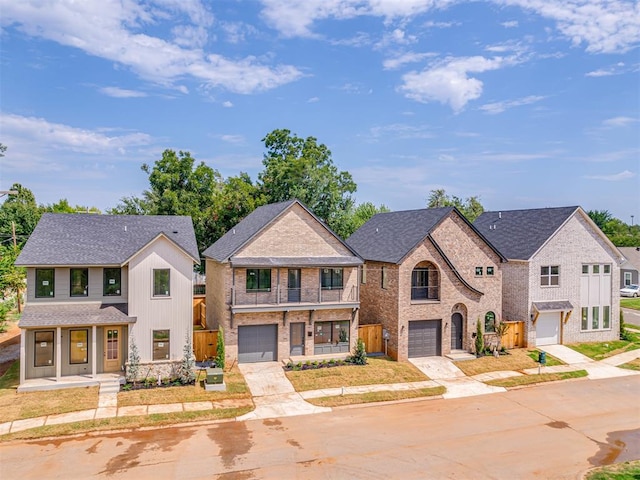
left=203, top=200, right=362, bottom=364
left=346, top=207, right=506, bottom=361
left=618, top=247, right=640, bottom=289
left=474, top=206, right=624, bottom=346
left=15, top=214, right=199, bottom=390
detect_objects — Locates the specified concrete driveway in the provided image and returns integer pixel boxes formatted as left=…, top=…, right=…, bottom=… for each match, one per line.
left=409, top=356, right=506, bottom=399
left=237, top=362, right=330, bottom=421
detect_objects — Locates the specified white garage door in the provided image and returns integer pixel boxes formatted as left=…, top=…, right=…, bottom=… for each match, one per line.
left=536, top=312, right=559, bottom=346
left=238, top=325, right=278, bottom=363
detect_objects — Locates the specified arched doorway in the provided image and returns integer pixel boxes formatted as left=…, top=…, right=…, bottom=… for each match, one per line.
left=451, top=312, right=463, bottom=350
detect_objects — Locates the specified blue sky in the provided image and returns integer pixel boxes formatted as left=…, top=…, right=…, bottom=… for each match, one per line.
left=1, top=0, right=639, bottom=222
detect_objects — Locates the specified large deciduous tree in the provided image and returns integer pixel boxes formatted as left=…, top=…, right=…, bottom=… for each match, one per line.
left=0, top=245, right=25, bottom=312
left=426, top=189, right=484, bottom=222
left=0, top=183, right=41, bottom=245
left=258, top=129, right=357, bottom=237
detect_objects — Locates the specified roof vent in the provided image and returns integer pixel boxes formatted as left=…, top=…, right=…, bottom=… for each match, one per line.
left=232, top=228, right=236, bottom=235
left=124, top=225, right=127, bottom=232
left=498, top=212, right=502, bottom=219
left=375, top=227, right=379, bottom=233
left=173, top=230, right=178, bottom=234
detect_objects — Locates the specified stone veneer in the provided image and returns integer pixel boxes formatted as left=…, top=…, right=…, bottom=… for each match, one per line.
left=125, top=360, right=182, bottom=382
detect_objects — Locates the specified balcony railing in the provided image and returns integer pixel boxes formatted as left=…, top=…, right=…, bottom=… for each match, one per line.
left=411, top=285, right=439, bottom=301
left=232, top=285, right=358, bottom=307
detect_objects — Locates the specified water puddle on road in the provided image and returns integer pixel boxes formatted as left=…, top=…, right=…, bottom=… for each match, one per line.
left=588, top=428, right=640, bottom=467
left=207, top=422, right=254, bottom=469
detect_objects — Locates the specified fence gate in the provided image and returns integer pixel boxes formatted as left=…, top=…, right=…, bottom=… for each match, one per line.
left=193, top=330, right=218, bottom=362
left=358, top=324, right=383, bottom=354
left=502, top=321, right=525, bottom=349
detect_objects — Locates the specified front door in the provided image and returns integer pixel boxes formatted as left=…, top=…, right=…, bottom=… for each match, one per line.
left=290, top=322, right=305, bottom=356
left=451, top=313, right=463, bottom=350
left=288, top=269, right=301, bottom=302
left=104, top=327, right=121, bottom=372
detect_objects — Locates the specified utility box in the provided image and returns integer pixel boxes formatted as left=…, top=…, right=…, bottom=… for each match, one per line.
left=206, top=367, right=223, bottom=385
left=538, top=351, right=546, bottom=365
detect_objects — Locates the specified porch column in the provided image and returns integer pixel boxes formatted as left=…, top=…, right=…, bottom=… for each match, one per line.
left=92, top=325, right=97, bottom=378
left=19, top=329, right=26, bottom=385
left=55, top=327, right=62, bottom=381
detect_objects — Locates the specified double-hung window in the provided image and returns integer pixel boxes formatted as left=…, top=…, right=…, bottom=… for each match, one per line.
left=540, top=266, right=559, bottom=286
left=153, top=269, right=170, bottom=297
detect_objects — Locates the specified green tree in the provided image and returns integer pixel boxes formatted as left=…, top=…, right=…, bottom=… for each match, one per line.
left=111, top=149, right=223, bottom=257
left=215, top=326, right=225, bottom=370
left=41, top=199, right=101, bottom=214
left=0, top=183, right=41, bottom=246
left=587, top=210, right=613, bottom=230
left=0, top=245, right=25, bottom=313
left=258, top=129, right=357, bottom=237
left=426, top=189, right=484, bottom=222
left=342, top=202, right=390, bottom=238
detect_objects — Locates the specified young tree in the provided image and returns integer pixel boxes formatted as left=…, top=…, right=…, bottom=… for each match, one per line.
left=215, top=326, right=226, bottom=370
left=0, top=245, right=25, bottom=313
left=475, top=319, right=484, bottom=356
left=258, top=129, right=357, bottom=237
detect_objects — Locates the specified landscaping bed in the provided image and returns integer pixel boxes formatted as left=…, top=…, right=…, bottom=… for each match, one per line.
left=454, top=348, right=563, bottom=376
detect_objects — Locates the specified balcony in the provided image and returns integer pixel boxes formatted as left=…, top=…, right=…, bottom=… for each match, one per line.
left=231, top=285, right=359, bottom=313
left=411, top=285, right=439, bottom=301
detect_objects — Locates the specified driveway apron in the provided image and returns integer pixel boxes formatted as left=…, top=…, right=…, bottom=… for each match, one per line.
left=238, top=362, right=330, bottom=421
left=409, top=357, right=506, bottom=399
left=538, top=344, right=640, bottom=380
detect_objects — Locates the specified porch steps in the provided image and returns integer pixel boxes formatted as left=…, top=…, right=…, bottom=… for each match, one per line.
left=445, top=351, right=477, bottom=362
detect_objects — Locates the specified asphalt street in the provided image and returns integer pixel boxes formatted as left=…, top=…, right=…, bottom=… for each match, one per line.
left=1, top=375, right=638, bottom=480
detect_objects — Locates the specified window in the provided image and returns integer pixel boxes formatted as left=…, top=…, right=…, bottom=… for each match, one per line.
left=581, top=307, right=588, bottom=330
left=153, top=269, right=170, bottom=296
left=69, top=329, right=88, bottom=364
left=540, top=266, right=559, bottom=286
left=592, top=265, right=600, bottom=274
left=381, top=267, right=388, bottom=289
left=484, top=311, right=496, bottom=333
left=486, top=266, right=494, bottom=276
left=103, top=268, right=121, bottom=296
left=361, top=265, right=366, bottom=284
left=603, top=265, right=610, bottom=274
left=592, top=306, right=599, bottom=330
left=625, top=272, right=632, bottom=286
left=321, top=268, right=343, bottom=290
left=34, top=330, right=54, bottom=367
left=582, top=265, right=589, bottom=275
left=152, top=330, right=170, bottom=360
left=475, top=267, right=483, bottom=276
left=314, top=321, right=349, bottom=345
left=36, top=269, right=55, bottom=298
left=70, top=268, right=88, bottom=297
left=603, top=306, right=610, bottom=329
left=411, top=264, right=439, bottom=300
left=246, top=269, right=271, bottom=291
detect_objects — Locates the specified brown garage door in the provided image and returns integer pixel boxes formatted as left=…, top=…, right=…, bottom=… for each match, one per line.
left=408, top=320, right=442, bottom=357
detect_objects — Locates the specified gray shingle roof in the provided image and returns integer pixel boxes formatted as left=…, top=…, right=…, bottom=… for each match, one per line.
left=16, top=213, right=199, bottom=266
left=19, top=303, right=134, bottom=328
left=474, top=206, right=579, bottom=261
left=346, top=207, right=456, bottom=263
left=619, top=247, right=640, bottom=271
left=532, top=300, right=574, bottom=312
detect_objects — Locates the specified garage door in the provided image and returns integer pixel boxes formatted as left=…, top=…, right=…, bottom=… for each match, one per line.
left=536, top=312, right=559, bottom=346
left=238, top=325, right=278, bottom=363
left=408, top=320, right=441, bottom=357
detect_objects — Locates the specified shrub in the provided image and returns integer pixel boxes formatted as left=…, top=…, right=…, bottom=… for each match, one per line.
left=215, top=326, right=226, bottom=370
left=620, top=311, right=633, bottom=341
left=127, top=337, right=141, bottom=384
left=475, top=319, right=484, bottom=356
left=348, top=338, right=368, bottom=365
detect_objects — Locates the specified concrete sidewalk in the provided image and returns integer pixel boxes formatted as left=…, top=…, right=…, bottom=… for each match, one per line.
left=1, top=347, right=639, bottom=436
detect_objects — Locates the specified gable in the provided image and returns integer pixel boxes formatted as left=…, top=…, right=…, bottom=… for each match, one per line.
left=235, top=203, right=353, bottom=258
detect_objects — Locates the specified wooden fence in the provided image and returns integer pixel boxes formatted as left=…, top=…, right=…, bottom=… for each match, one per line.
left=502, top=321, right=525, bottom=349
left=193, top=330, right=218, bottom=362
left=193, top=297, right=206, bottom=328
left=358, top=324, right=383, bottom=354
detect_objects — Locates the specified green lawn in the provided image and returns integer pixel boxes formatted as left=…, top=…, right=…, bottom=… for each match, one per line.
left=585, top=460, right=640, bottom=480
left=568, top=332, right=640, bottom=361
left=307, top=386, right=446, bottom=408
left=621, top=298, right=640, bottom=310
left=485, top=370, right=587, bottom=388
left=454, top=349, right=563, bottom=376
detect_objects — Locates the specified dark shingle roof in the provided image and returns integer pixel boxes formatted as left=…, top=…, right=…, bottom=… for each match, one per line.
left=619, top=247, right=640, bottom=271
left=202, top=200, right=296, bottom=261
left=474, top=206, right=579, bottom=260
left=16, top=214, right=199, bottom=266
left=19, top=303, right=134, bottom=328
left=346, top=207, right=455, bottom=263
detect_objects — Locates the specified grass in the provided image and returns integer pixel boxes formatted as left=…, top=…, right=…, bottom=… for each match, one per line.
left=1, top=406, right=254, bottom=442
left=585, top=460, right=640, bottom=480
left=307, top=386, right=446, bottom=408
left=454, top=349, right=563, bottom=376
left=118, top=365, right=251, bottom=406
left=0, top=361, right=99, bottom=423
left=485, top=370, right=588, bottom=388
left=621, top=298, right=640, bottom=310
left=568, top=332, right=640, bottom=361
left=285, top=357, right=428, bottom=391
left=619, top=357, right=640, bottom=371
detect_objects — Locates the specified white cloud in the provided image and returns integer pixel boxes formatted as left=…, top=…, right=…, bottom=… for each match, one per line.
left=367, top=123, right=436, bottom=140
left=586, top=62, right=627, bottom=77
left=602, top=116, right=637, bottom=128
left=99, top=86, right=148, bottom=98
left=376, top=28, right=418, bottom=48
left=480, top=95, right=546, bottom=114
left=383, top=51, right=436, bottom=70
left=307, top=96, right=320, bottom=103
left=584, top=170, right=636, bottom=181
left=399, top=55, right=519, bottom=112
left=222, top=101, right=234, bottom=108
left=479, top=152, right=551, bottom=162
left=0, top=0, right=303, bottom=94
left=217, top=134, right=245, bottom=145
left=501, top=20, right=519, bottom=28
